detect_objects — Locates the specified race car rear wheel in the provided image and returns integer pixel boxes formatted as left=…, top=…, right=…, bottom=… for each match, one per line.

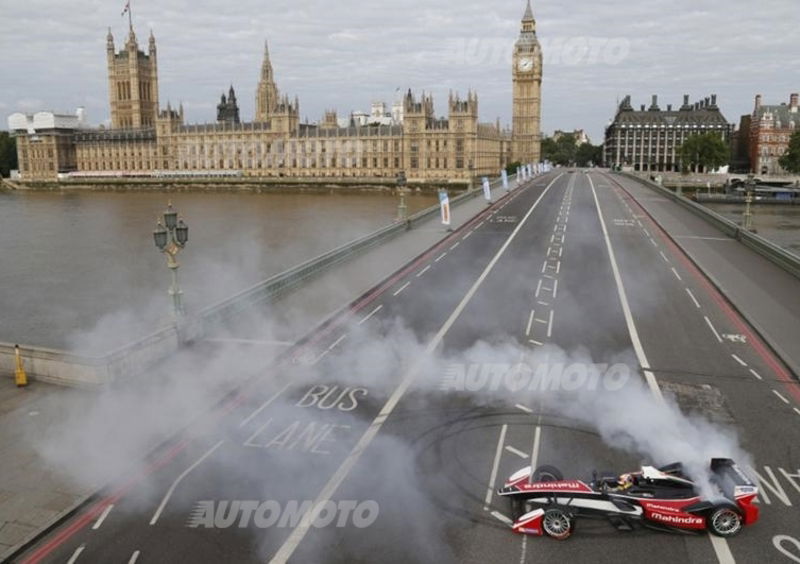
left=542, top=508, right=573, bottom=540
left=532, top=465, right=564, bottom=482
left=708, top=507, right=743, bottom=537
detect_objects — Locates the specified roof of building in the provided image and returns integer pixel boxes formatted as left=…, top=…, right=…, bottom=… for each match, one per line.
left=610, top=95, right=729, bottom=128
left=755, top=104, right=800, bottom=130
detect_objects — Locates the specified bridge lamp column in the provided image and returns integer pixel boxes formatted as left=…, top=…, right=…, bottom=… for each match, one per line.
left=153, top=202, right=189, bottom=318
left=396, top=171, right=408, bottom=222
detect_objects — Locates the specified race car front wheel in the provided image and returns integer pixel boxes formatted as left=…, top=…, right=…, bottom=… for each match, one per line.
left=532, top=465, right=564, bottom=482
left=708, top=507, right=743, bottom=537
left=542, top=508, right=573, bottom=540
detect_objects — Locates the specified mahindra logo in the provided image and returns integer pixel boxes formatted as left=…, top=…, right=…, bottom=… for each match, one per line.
left=649, top=512, right=703, bottom=525
left=529, top=481, right=583, bottom=489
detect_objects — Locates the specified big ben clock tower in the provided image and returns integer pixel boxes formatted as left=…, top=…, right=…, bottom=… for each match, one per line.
left=512, top=0, right=543, bottom=164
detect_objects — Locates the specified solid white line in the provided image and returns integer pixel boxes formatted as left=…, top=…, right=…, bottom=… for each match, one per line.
left=659, top=250, right=670, bottom=263
left=329, top=334, right=347, bottom=350
left=358, top=304, right=383, bottom=325
left=671, top=267, right=683, bottom=281
left=393, top=281, right=411, bottom=296
left=128, top=551, right=141, bottom=564
left=731, top=354, right=747, bottom=367
left=150, top=440, right=225, bottom=525
left=588, top=176, right=662, bottom=400
left=535, top=279, right=542, bottom=298
left=749, top=368, right=763, bottom=381
left=704, top=316, right=723, bottom=343
left=553, top=279, right=559, bottom=299
left=515, top=404, right=533, bottom=414
left=435, top=252, right=447, bottom=262
left=239, top=381, right=292, bottom=427
left=505, top=445, right=529, bottom=459
left=491, top=511, right=513, bottom=526
left=547, top=310, right=554, bottom=338
left=92, top=504, right=114, bottom=530
left=530, top=424, right=542, bottom=472
left=526, top=310, right=535, bottom=337
left=686, top=288, right=701, bottom=309
left=67, top=544, right=86, bottom=564
left=794, top=407, right=800, bottom=417
left=484, top=424, right=508, bottom=509
left=450, top=241, right=460, bottom=250
left=269, top=174, right=564, bottom=564
left=773, top=390, right=790, bottom=405
left=416, top=265, right=432, bottom=277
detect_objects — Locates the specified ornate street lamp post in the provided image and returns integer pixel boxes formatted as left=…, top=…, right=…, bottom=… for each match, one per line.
left=396, top=171, right=408, bottom=222
left=742, top=174, right=756, bottom=233
left=153, top=202, right=189, bottom=318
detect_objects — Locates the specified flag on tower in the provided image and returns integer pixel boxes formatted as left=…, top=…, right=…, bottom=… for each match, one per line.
left=122, top=1, right=130, bottom=16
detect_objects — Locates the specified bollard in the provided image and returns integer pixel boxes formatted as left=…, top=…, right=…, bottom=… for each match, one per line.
left=14, top=345, right=28, bottom=388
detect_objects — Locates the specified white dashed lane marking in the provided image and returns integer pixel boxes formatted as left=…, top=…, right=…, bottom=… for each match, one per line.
left=773, top=390, right=790, bottom=405
left=358, top=304, right=383, bottom=325
left=704, top=316, right=723, bottom=343
left=749, top=369, right=763, bottom=381
left=731, top=354, right=747, bottom=367
left=686, top=288, right=701, bottom=309
left=393, top=281, right=411, bottom=296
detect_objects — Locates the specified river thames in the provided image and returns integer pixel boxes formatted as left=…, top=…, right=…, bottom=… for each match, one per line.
left=0, top=189, right=436, bottom=351
left=703, top=202, right=800, bottom=256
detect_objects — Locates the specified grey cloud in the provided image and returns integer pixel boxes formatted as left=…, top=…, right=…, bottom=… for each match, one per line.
left=1, top=0, right=798, bottom=141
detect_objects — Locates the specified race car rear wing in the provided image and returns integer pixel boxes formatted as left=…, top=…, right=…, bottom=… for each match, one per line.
left=710, top=458, right=757, bottom=500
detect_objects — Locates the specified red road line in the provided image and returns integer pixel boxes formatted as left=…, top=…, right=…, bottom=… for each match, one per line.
left=17, top=181, right=540, bottom=563
left=604, top=173, right=800, bottom=407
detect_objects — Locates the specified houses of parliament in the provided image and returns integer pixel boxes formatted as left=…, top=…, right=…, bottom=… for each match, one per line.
left=9, top=2, right=543, bottom=183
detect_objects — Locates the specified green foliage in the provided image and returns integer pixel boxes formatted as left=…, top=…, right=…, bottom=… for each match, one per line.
left=0, top=131, right=18, bottom=177
left=541, top=134, right=578, bottom=166
left=575, top=143, right=603, bottom=167
left=678, top=132, right=729, bottom=173
left=505, top=161, right=522, bottom=175
left=778, top=130, right=800, bottom=174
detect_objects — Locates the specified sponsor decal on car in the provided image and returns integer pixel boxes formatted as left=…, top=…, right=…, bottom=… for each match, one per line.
left=647, top=511, right=705, bottom=527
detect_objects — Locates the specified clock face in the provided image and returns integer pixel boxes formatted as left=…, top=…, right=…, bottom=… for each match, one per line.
left=517, top=57, right=534, bottom=72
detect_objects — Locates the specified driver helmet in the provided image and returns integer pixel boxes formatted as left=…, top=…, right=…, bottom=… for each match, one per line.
left=617, top=473, right=634, bottom=489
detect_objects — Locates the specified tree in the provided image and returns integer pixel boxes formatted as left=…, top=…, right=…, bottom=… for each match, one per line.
left=542, top=134, right=578, bottom=166
left=778, top=130, right=800, bottom=174
left=678, top=132, right=729, bottom=173
left=0, top=131, right=18, bottom=177
left=575, top=143, right=603, bottom=167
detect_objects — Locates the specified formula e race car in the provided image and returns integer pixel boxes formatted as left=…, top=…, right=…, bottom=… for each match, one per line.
left=497, top=458, right=758, bottom=539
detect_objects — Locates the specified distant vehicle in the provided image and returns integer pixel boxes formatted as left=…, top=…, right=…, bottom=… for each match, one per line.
left=498, top=459, right=758, bottom=540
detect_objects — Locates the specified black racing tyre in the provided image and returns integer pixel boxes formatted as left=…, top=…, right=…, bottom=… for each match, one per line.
left=707, top=507, right=743, bottom=537
left=542, top=508, right=574, bottom=540
left=532, top=465, right=563, bottom=482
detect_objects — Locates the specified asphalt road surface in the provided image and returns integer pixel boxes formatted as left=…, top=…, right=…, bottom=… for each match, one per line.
left=13, top=171, right=800, bottom=564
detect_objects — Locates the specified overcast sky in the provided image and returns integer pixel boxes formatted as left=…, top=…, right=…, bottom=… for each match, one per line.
left=1, top=0, right=798, bottom=142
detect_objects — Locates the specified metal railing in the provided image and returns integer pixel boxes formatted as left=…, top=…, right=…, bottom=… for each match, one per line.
left=621, top=172, right=800, bottom=279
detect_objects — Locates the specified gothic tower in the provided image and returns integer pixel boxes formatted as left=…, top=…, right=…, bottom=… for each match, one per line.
left=511, top=0, right=542, bottom=164
left=255, top=40, right=280, bottom=122
left=106, top=26, right=159, bottom=129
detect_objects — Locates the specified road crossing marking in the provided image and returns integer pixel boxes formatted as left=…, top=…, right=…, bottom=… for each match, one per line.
left=505, top=445, right=529, bottom=459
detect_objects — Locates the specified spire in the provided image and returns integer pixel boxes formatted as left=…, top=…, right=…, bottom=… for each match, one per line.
left=106, top=27, right=114, bottom=50
left=522, top=0, right=534, bottom=21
